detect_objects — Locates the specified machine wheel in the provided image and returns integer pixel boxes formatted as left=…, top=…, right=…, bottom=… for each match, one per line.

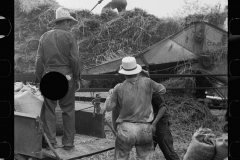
left=194, top=30, right=204, bottom=43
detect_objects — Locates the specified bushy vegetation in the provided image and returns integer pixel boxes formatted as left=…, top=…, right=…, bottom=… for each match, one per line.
left=14, top=0, right=227, bottom=73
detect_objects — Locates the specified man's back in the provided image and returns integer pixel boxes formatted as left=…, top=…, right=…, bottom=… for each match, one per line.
left=41, top=28, right=74, bottom=68
left=111, top=75, right=165, bottom=123
left=36, top=27, right=80, bottom=78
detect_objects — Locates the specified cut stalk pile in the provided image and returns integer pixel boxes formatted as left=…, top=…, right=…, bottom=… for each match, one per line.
left=15, top=1, right=184, bottom=72
left=73, top=8, right=182, bottom=69
left=15, top=0, right=226, bottom=73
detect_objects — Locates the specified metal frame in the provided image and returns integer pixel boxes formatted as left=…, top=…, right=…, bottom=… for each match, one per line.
left=15, top=73, right=227, bottom=110
left=15, top=73, right=227, bottom=80
left=15, top=73, right=227, bottom=90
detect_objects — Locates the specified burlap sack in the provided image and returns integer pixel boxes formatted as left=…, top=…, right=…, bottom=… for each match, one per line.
left=14, top=91, right=43, bottom=117
left=213, top=134, right=228, bottom=160
left=183, top=128, right=216, bottom=160
left=19, top=85, right=32, bottom=93
left=14, top=82, right=24, bottom=92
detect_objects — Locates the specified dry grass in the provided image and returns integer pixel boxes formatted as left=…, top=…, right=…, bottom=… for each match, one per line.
left=74, top=9, right=182, bottom=68
left=14, top=1, right=227, bottom=73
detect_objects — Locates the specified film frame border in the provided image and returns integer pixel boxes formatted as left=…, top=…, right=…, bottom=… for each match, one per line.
left=228, top=2, right=240, bottom=159
left=0, top=0, right=14, bottom=159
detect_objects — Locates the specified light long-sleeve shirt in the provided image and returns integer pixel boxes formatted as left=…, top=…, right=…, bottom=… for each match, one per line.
left=106, top=74, right=166, bottom=123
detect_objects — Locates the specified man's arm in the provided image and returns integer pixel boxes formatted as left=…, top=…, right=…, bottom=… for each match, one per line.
left=69, top=34, right=80, bottom=81
left=105, top=96, right=117, bottom=112
left=104, top=85, right=119, bottom=112
left=151, top=79, right=166, bottom=94
left=151, top=94, right=167, bottom=133
left=35, top=37, right=45, bottom=82
left=152, top=107, right=166, bottom=126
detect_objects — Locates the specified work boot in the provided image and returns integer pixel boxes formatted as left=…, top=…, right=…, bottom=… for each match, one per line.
left=43, top=143, right=62, bottom=150
left=63, top=145, right=74, bottom=151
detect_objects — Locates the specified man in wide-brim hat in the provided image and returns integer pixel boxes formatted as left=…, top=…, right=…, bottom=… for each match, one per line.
left=48, top=7, right=78, bottom=26
left=102, top=56, right=166, bottom=160
left=35, top=7, right=80, bottom=151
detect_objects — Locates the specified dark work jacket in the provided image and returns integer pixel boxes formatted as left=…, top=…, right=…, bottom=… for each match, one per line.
left=151, top=92, right=169, bottom=125
left=35, top=26, right=80, bottom=82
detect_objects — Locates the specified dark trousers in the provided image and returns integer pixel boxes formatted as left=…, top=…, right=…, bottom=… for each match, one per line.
left=40, top=78, right=76, bottom=147
left=153, top=122, right=180, bottom=160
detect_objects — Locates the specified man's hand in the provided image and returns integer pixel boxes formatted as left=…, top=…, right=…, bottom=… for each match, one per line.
left=108, top=89, right=114, bottom=96
left=151, top=124, right=156, bottom=135
left=100, top=106, right=106, bottom=114
left=75, top=80, right=81, bottom=92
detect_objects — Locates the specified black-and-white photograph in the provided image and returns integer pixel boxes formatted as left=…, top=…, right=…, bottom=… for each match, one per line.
left=14, top=0, right=228, bottom=159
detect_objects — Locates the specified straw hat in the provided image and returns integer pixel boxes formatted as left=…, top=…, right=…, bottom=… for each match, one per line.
left=118, top=57, right=142, bottom=75
left=49, top=7, right=78, bottom=26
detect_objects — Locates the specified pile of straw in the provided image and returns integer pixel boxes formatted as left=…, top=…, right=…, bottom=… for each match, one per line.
left=14, top=2, right=184, bottom=72
left=14, top=0, right=227, bottom=73
left=74, top=9, right=182, bottom=67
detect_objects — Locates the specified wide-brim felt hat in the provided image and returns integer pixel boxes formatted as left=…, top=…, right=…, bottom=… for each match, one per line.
left=49, top=7, right=78, bottom=26
left=118, top=56, right=142, bottom=75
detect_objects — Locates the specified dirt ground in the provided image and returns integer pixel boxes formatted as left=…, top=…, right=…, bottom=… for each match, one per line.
left=75, top=93, right=227, bottom=160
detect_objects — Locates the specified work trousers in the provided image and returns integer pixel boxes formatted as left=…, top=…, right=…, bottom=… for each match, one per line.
left=115, top=122, right=154, bottom=160
left=40, top=77, right=76, bottom=147
left=153, top=122, right=179, bottom=160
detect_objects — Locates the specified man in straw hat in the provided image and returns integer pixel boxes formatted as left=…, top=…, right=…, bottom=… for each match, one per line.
left=102, top=56, right=166, bottom=159
left=35, top=7, right=80, bottom=150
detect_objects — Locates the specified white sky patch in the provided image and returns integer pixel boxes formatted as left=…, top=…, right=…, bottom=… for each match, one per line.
left=56, top=0, right=227, bottom=18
